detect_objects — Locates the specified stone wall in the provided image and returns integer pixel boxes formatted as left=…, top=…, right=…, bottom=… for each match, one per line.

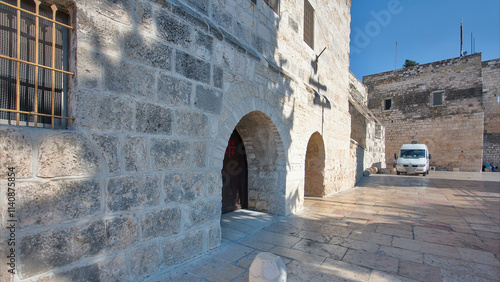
left=482, top=59, right=500, bottom=166
left=364, top=54, right=485, bottom=171
left=348, top=73, right=386, bottom=183
left=0, top=0, right=357, bottom=281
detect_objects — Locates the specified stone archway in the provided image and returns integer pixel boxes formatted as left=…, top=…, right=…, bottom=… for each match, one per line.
left=304, top=132, right=326, bottom=197
left=221, top=111, right=287, bottom=215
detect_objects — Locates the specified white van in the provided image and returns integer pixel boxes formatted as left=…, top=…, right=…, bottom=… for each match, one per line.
left=396, top=144, right=431, bottom=176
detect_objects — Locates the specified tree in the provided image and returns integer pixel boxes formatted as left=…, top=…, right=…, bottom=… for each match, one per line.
left=403, top=59, right=419, bottom=68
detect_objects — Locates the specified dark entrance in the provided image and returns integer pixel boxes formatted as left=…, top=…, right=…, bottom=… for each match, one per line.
left=221, top=129, right=248, bottom=213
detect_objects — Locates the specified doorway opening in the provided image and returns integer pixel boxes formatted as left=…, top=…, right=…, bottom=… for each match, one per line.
left=221, top=129, right=248, bottom=213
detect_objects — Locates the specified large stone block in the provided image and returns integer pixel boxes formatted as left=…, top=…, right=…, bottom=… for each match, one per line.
left=19, top=226, right=77, bottom=278
left=102, top=56, right=155, bottom=100
left=76, top=47, right=101, bottom=89
left=76, top=90, right=134, bottom=133
left=150, top=138, right=191, bottom=170
left=195, top=85, right=223, bottom=114
left=141, top=207, right=182, bottom=240
left=123, top=136, right=147, bottom=173
left=0, top=127, right=31, bottom=179
left=196, top=31, right=214, bottom=60
left=155, top=12, right=191, bottom=48
left=129, top=242, right=160, bottom=281
left=17, top=179, right=101, bottom=228
left=175, top=110, right=208, bottom=138
left=136, top=103, right=173, bottom=135
left=134, top=0, right=154, bottom=33
left=37, top=133, right=103, bottom=178
left=107, top=175, right=160, bottom=212
left=76, top=8, right=121, bottom=53
left=176, top=51, right=211, bottom=84
left=123, top=32, right=172, bottom=70
left=164, top=172, right=205, bottom=204
left=162, top=230, right=204, bottom=267
left=187, top=199, right=220, bottom=228
left=78, top=0, right=132, bottom=25
left=192, top=141, right=207, bottom=168
left=157, top=74, right=192, bottom=107
left=91, top=134, right=120, bottom=173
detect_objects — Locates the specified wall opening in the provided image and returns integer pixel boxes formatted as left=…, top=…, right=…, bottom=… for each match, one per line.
left=304, top=132, right=325, bottom=197
left=221, top=129, right=248, bottom=213
left=221, top=111, right=286, bottom=215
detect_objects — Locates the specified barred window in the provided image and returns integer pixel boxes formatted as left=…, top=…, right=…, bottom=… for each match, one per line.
left=432, top=91, right=444, bottom=106
left=303, top=0, right=314, bottom=49
left=264, top=0, right=279, bottom=14
left=0, top=0, right=73, bottom=129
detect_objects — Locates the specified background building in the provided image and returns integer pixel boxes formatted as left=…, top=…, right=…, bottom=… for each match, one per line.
left=364, top=54, right=500, bottom=171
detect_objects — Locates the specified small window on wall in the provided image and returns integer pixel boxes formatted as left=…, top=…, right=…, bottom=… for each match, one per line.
left=264, top=0, right=279, bottom=13
left=432, top=91, right=444, bottom=106
left=303, top=0, right=314, bottom=49
left=384, top=99, right=392, bottom=110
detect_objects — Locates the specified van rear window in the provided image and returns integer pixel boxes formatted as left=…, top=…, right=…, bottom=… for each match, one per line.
left=400, top=149, right=425, bottom=158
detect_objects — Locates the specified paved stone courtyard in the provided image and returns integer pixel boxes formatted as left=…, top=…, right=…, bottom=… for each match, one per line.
left=146, top=171, right=500, bottom=281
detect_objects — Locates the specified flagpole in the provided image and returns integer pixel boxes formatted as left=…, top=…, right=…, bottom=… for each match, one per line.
left=395, top=41, right=398, bottom=71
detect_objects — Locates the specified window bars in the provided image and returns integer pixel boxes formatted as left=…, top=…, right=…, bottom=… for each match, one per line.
left=0, top=0, right=73, bottom=129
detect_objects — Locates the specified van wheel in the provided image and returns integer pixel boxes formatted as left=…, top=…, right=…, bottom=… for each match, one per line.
left=422, top=171, right=427, bottom=176
left=396, top=171, right=400, bottom=175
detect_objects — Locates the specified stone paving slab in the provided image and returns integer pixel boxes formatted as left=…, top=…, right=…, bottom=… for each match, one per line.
left=145, top=171, right=500, bottom=282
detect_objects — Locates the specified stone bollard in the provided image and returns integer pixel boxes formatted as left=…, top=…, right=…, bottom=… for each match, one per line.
left=363, top=166, right=378, bottom=176
left=249, top=252, right=286, bottom=282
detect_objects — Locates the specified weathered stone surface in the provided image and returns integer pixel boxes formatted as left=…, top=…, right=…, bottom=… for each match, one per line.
left=123, top=136, right=147, bottom=173
left=176, top=51, right=211, bottom=84
left=195, top=85, right=223, bottom=114
left=196, top=31, right=214, bottom=60
left=141, top=207, right=182, bottom=240
left=17, top=179, right=100, bottom=228
left=0, top=241, right=14, bottom=282
left=134, top=0, right=154, bottom=33
left=208, top=223, right=222, bottom=250
left=213, top=65, right=223, bottom=89
left=155, top=12, right=191, bottom=48
left=78, top=0, right=132, bottom=25
left=175, top=110, right=208, bottom=138
left=0, top=127, right=31, bottom=178
left=91, top=134, right=120, bottom=173
left=76, top=47, right=101, bottom=89
left=37, top=133, right=103, bottom=177
left=102, top=56, right=155, bottom=100
left=76, top=90, right=134, bottom=133
left=150, top=138, right=190, bottom=170
left=107, top=175, right=160, bottom=212
left=19, top=226, right=76, bottom=278
left=76, top=8, right=121, bottom=53
left=157, top=74, right=192, bottom=107
left=76, top=216, right=139, bottom=254
left=163, top=230, right=204, bottom=267
left=164, top=172, right=205, bottom=203
left=136, top=103, right=173, bottom=135
left=124, top=32, right=172, bottom=70
left=192, top=141, right=207, bottom=168
left=188, top=200, right=221, bottom=228
left=129, top=242, right=161, bottom=281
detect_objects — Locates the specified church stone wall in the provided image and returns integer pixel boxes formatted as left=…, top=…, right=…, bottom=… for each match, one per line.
left=482, top=59, right=500, bottom=166
left=0, top=0, right=360, bottom=281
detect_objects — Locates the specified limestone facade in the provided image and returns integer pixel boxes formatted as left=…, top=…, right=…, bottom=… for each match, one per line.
left=0, top=0, right=384, bottom=281
left=364, top=54, right=499, bottom=171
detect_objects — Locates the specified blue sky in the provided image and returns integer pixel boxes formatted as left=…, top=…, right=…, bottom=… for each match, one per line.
left=349, top=0, right=500, bottom=80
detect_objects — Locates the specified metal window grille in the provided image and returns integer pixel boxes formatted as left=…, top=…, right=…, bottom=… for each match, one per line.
left=264, top=0, right=279, bottom=13
left=303, top=0, right=314, bottom=49
left=0, top=0, right=73, bottom=129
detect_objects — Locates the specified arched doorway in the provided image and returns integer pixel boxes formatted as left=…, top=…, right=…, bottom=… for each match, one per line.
left=304, top=132, right=326, bottom=196
left=220, top=111, right=287, bottom=215
left=221, top=129, right=248, bottom=213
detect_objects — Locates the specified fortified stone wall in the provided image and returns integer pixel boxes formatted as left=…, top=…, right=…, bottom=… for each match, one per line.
left=0, top=0, right=356, bottom=281
left=364, top=54, right=484, bottom=171
left=482, top=59, right=500, bottom=166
